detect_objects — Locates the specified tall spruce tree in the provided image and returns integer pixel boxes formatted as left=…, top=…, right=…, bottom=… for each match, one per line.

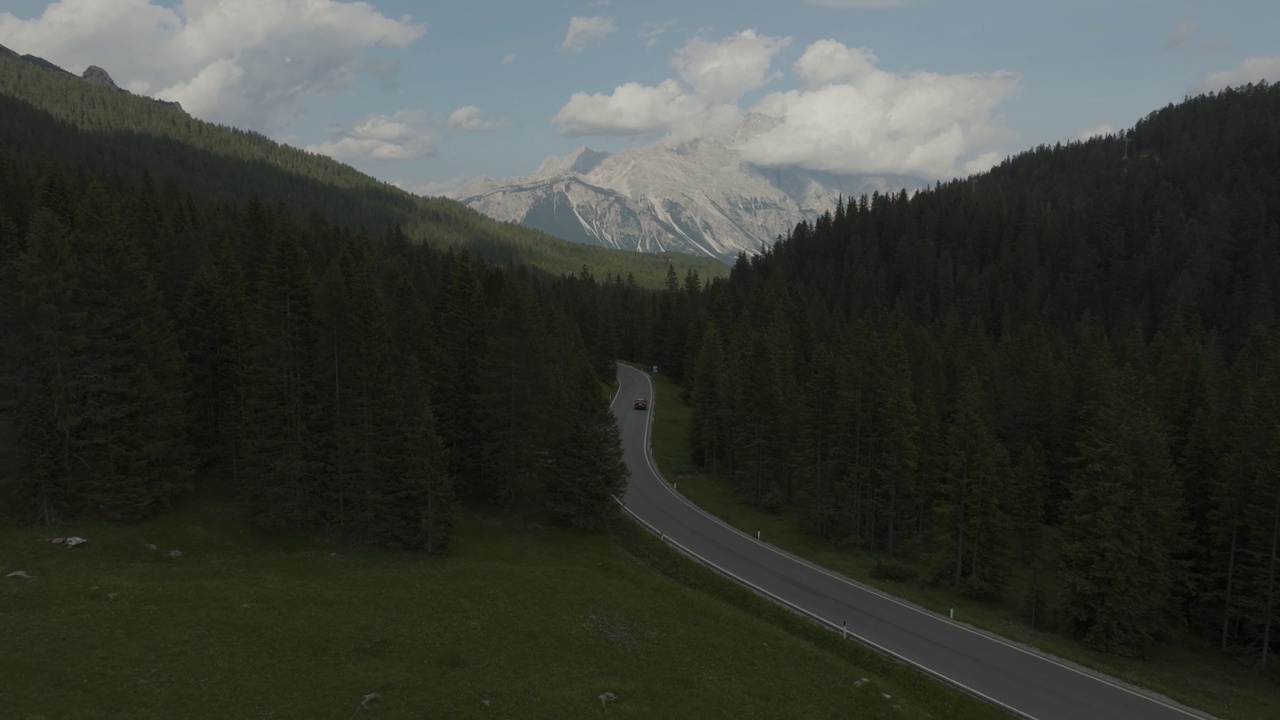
left=68, top=183, right=190, bottom=519
left=544, top=347, right=628, bottom=530
left=688, top=320, right=730, bottom=474
left=12, top=210, right=84, bottom=523
left=178, top=242, right=250, bottom=473
left=871, top=329, right=920, bottom=554
left=436, top=252, right=488, bottom=499
left=475, top=279, right=546, bottom=507
left=935, top=369, right=1013, bottom=598
left=730, top=326, right=787, bottom=510
left=795, top=343, right=842, bottom=538
left=240, top=227, right=325, bottom=531
left=386, top=358, right=457, bottom=551
left=1060, top=365, right=1186, bottom=656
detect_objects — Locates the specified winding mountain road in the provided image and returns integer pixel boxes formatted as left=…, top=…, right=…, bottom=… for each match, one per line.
left=611, top=364, right=1213, bottom=720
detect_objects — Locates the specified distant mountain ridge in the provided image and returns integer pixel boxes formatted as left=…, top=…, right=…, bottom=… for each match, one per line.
left=0, top=42, right=185, bottom=113
left=451, top=115, right=927, bottom=263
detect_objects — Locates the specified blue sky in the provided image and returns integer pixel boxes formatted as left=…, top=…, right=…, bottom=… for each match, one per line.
left=1, top=0, right=1278, bottom=192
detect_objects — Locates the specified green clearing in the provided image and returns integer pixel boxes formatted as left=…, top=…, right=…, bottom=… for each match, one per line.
left=0, top=457, right=1005, bottom=719
left=641, top=369, right=1280, bottom=720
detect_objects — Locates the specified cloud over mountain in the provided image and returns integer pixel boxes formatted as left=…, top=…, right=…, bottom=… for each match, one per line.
left=307, top=110, right=437, bottom=161
left=552, top=32, right=1017, bottom=179
left=0, top=0, right=424, bottom=131
left=448, top=105, right=512, bottom=132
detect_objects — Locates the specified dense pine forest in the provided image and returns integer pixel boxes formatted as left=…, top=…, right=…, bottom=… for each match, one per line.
left=0, top=151, right=656, bottom=546
left=0, top=48, right=714, bottom=550
left=615, top=82, right=1280, bottom=671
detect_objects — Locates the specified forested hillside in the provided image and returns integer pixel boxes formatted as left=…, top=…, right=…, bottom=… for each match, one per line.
left=0, top=53, right=726, bottom=288
left=0, top=49, right=740, bottom=548
left=618, top=82, right=1280, bottom=672
left=0, top=151, right=660, bottom=545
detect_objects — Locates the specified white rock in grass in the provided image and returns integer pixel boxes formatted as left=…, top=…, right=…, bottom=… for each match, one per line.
left=51, top=536, right=88, bottom=548
left=7, top=570, right=34, bottom=579
left=599, top=691, right=618, bottom=707
left=167, top=549, right=183, bottom=558
left=853, top=677, right=869, bottom=688
left=145, top=543, right=158, bottom=551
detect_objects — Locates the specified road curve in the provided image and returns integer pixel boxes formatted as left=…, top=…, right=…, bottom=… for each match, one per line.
left=611, top=364, right=1213, bottom=720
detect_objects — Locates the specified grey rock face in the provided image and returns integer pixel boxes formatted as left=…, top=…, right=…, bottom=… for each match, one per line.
left=81, top=65, right=125, bottom=92
left=451, top=117, right=926, bottom=262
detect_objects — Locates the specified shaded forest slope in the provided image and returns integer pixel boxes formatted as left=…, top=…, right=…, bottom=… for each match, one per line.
left=0, top=53, right=725, bottom=287
left=629, top=82, right=1280, bottom=672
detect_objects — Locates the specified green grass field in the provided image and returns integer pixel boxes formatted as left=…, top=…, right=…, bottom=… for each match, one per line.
left=641, top=369, right=1280, bottom=720
left=0, top=457, right=1007, bottom=720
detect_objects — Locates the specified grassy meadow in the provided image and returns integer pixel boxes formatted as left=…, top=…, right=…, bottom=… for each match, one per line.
left=0, top=404, right=1006, bottom=720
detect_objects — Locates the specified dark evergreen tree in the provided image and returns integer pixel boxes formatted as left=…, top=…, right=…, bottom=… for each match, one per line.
left=12, top=210, right=84, bottom=523
left=474, top=279, right=546, bottom=508
left=1060, top=366, right=1186, bottom=656
left=935, top=369, right=1012, bottom=598
left=67, top=183, right=190, bottom=519
left=688, top=320, right=730, bottom=473
left=385, top=359, right=457, bottom=552
left=435, top=252, right=488, bottom=499
left=544, top=348, right=628, bottom=530
left=871, top=329, right=920, bottom=554
left=240, top=227, right=325, bottom=531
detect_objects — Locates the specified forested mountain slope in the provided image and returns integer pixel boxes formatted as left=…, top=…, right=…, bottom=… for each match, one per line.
left=621, top=82, right=1280, bottom=672
left=0, top=42, right=725, bottom=549
left=0, top=52, right=725, bottom=288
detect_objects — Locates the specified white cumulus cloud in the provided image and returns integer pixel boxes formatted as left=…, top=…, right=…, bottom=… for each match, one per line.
left=672, top=30, right=790, bottom=103
left=306, top=110, right=437, bottom=162
left=553, top=79, right=739, bottom=139
left=741, top=42, right=1017, bottom=178
left=561, top=15, right=615, bottom=52
left=0, top=0, right=424, bottom=131
left=553, top=30, right=790, bottom=139
left=1196, top=56, right=1280, bottom=93
left=553, top=34, right=1017, bottom=179
left=449, top=105, right=512, bottom=132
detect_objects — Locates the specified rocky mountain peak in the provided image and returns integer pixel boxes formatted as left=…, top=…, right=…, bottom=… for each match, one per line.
left=2, top=47, right=185, bottom=113
left=533, top=146, right=611, bottom=179
left=81, top=65, right=125, bottom=92
left=454, top=116, right=927, bottom=262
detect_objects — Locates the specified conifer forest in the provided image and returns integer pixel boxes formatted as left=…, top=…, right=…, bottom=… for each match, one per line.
left=3, top=45, right=1280, bottom=677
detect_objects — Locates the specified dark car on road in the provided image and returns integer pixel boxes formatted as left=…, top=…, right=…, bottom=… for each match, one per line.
left=634, top=398, right=648, bottom=410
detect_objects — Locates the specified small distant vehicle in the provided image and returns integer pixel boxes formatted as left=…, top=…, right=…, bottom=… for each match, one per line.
left=634, top=398, right=648, bottom=410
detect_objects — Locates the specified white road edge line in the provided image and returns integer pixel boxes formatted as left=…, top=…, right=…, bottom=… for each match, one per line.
left=618, top=364, right=1210, bottom=720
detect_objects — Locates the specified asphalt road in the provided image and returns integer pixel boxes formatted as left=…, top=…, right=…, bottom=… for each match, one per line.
left=611, top=363, right=1213, bottom=720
